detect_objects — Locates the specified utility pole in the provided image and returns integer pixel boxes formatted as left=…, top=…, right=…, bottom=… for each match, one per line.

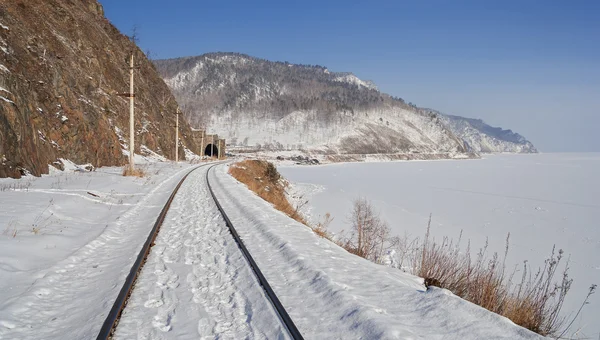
left=174, top=107, right=180, bottom=162
left=117, top=54, right=139, bottom=170
left=128, top=54, right=135, bottom=170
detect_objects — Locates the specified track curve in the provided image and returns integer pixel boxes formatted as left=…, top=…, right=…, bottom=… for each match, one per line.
left=98, top=162, right=303, bottom=339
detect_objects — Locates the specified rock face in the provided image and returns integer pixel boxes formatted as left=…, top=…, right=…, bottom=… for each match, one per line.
left=154, top=53, right=468, bottom=157
left=439, top=114, right=538, bottom=153
left=0, top=0, right=199, bottom=178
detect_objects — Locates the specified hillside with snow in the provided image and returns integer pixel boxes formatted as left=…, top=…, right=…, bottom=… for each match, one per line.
left=439, top=114, right=538, bottom=153
left=154, top=52, right=536, bottom=156
left=154, top=53, right=468, bottom=157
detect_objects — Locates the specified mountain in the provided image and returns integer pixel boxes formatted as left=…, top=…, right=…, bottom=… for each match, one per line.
left=0, top=0, right=199, bottom=178
left=438, top=112, right=538, bottom=153
left=154, top=53, right=469, bottom=157
left=155, top=52, right=536, bottom=156
left=438, top=114, right=537, bottom=153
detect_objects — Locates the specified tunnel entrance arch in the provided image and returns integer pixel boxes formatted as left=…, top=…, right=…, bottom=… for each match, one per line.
left=204, top=144, right=218, bottom=157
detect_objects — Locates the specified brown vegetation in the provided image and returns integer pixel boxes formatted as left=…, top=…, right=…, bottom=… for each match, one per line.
left=229, top=160, right=306, bottom=225
left=122, top=166, right=145, bottom=177
left=405, top=215, right=581, bottom=337
left=338, top=199, right=582, bottom=337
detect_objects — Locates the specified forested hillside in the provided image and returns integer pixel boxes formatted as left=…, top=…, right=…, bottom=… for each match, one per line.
left=155, top=53, right=468, bottom=157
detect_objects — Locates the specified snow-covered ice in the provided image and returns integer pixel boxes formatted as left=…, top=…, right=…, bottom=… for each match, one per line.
left=279, top=153, right=600, bottom=338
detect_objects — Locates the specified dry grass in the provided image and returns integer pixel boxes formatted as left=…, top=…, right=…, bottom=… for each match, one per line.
left=229, top=163, right=588, bottom=337
left=229, top=160, right=342, bottom=244
left=412, top=215, right=575, bottom=337
left=229, top=160, right=306, bottom=225
left=122, top=166, right=145, bottom=177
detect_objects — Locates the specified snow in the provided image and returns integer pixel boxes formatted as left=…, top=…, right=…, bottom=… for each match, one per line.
left=0, top=23, right=8, bottom=30
left=206, top=163, right=543, bottom=339
left=333, top=73, right=378, bottom=91
left=0, top=96, right=14, bottom=104
left=184, top=145, right=201, bottom=161
left=140, top=144, right=168, bottom=162
left=0, top=162, right=198, bottom=339
left=209, top=106, right=462, bottom=155
left=279, top=153, right=600, bottom=338
left=115, top=166, right=288, bottom=339
left=0, top=156, right=572, bottom=339
left=0, top=86, right=11, bottom=94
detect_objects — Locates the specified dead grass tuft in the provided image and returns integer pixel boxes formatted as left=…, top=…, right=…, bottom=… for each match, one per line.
left=413, top=215, right=576, bottom=337
left=122, top=166, right=145, bottom=177
left=229, top=160, right=306, bottom=225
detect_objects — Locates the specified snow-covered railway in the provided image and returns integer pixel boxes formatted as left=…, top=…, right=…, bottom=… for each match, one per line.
left=105, top=164, right=298, bottom=339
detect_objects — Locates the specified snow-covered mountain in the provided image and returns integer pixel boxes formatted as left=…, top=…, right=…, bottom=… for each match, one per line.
left=155, top=53, right=467, bottom=157
left=155, top=52, right=536, bottom=156
left=439, top=114, right=538, bottom=153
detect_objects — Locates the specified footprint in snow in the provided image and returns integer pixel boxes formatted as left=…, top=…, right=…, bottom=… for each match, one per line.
left=144, top=289, right=164, bottom=308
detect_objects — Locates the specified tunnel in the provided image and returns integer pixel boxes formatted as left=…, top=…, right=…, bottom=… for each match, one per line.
left=204, top=144, right=218, bottom=157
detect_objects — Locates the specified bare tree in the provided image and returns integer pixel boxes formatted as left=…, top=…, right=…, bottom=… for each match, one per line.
left=343, top=197, right=394, bottom=263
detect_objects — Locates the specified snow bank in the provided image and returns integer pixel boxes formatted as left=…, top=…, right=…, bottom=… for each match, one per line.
left=210, top=163, right=543, bottom=339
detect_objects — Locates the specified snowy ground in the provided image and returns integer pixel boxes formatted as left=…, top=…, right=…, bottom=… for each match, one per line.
left=278, top=153, right=600, bottom=338
left=0, top=158, right=552, bottom=339
left=0, top=161, right=197, bottom=339
left=203, top=164, right=542, bottom=339
left=115, top=165, right=288, bottom=339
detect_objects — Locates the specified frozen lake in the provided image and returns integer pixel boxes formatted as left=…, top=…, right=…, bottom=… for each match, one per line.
left=279, top=153, right=600, bottom=338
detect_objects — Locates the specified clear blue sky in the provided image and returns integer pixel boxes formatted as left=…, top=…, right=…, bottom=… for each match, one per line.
left=100, top=0, right=600, bottom=152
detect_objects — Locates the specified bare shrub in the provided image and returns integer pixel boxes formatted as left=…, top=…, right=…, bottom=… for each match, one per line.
left=122, top=166, right=145, bottom=177
left=342, top=198, right=397, bottom=264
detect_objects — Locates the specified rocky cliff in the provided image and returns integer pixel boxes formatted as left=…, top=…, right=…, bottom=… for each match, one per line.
left=0, top=0, right=199, bottom=178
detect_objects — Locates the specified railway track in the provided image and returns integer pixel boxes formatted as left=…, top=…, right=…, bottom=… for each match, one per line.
left=97, top=163, right=303, bottom=340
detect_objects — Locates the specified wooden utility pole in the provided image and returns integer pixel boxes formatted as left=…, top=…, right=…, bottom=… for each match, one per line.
left=218, top=139, right=222, bottom=159
left=174, top=107, right=180, bottom=162
left=128, top=54, right=135, bottom=170
left=116, top=54, right=139, bottom=170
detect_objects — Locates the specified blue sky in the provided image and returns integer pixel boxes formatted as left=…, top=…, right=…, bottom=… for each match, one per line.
left=100, top=0, right=599, bottom=152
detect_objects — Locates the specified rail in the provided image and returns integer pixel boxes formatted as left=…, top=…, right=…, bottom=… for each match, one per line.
left=97, top=163, right=304, bottom=339
left=206, top=164, right=304, bottom=340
